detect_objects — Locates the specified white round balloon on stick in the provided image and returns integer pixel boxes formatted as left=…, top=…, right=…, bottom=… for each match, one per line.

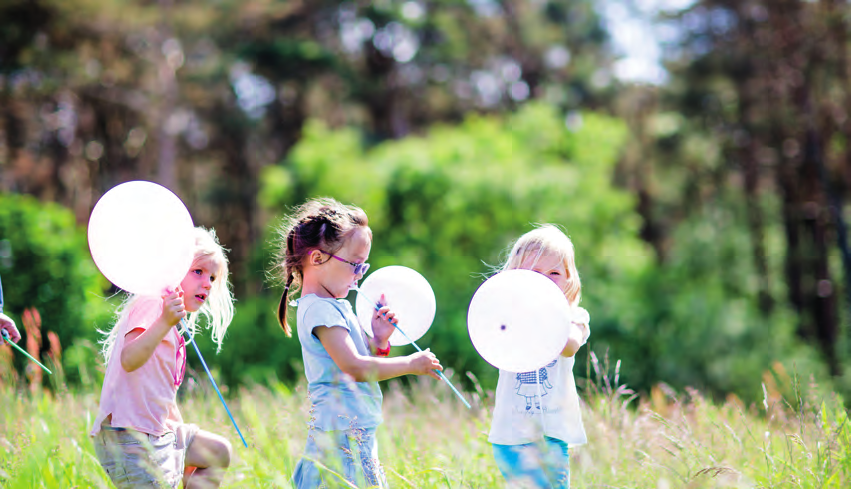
left=88, top=181, right=195, bottom=297
left=467, top=269, right=572, bottom=373
left=356, top=266, right=437, bottom=346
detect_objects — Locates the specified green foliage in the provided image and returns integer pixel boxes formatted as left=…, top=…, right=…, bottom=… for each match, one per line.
left=589, top=189, right=830, bottom=400
left=0, top=194, right=112, bottom=384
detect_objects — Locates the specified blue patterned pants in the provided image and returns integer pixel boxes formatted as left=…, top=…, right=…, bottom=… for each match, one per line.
left=293, top=426, right=387, bottom=488
left=492, top=437, right=569, bottom=489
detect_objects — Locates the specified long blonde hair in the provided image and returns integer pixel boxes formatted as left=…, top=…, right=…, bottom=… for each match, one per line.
left=500, top=224, right=581, bottom=307
left=99, top=227, right=235, bottom=362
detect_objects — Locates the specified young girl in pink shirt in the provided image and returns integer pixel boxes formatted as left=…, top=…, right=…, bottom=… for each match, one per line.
left=91, top=227, right=235, bottom=489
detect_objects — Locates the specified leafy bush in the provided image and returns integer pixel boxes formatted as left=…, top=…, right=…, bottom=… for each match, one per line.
left=0, top=194, right=112, bottom=385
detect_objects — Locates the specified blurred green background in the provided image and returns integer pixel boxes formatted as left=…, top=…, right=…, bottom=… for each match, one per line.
left=1, top=0, right=848, bottom=405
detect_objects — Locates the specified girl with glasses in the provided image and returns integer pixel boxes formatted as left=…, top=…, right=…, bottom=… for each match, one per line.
left=91, top=227, right=235, bottom=489
left=273, top=197, right=443, bottom=489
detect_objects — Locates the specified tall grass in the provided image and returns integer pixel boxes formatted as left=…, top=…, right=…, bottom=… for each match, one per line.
left=1, top=355, right=849, bottom=488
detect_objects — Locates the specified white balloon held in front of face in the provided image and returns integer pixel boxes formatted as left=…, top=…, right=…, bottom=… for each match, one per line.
left=87, top=180, right=195, bottom=296
left=467, top=269, right=572, bottom=373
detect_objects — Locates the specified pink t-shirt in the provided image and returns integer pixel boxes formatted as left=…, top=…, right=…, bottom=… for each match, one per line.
left=91, top=297, right=187, bottom=436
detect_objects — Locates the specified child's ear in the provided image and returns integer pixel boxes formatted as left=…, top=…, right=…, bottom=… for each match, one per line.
left=308, top=250, right=324, bottom=266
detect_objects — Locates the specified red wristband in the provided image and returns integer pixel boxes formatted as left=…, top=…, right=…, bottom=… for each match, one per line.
left=375, top=344, right=391, bottom=357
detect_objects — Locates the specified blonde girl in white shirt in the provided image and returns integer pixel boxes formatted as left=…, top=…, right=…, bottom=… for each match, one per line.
left=488, top=224, right=590, bottom=489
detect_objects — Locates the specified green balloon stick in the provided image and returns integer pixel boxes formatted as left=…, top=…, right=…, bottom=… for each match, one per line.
left=1, top=329, right=53, bottom=375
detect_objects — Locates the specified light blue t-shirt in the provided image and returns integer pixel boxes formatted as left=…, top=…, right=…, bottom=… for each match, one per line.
left=295, top=294, right=383, bottom=431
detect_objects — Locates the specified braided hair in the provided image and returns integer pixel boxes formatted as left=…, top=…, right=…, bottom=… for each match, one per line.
left=271, top=198, right=370, bottom=336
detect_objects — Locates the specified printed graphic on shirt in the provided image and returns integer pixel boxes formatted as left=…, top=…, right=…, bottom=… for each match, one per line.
left=514, top=359, right=558, bottom=412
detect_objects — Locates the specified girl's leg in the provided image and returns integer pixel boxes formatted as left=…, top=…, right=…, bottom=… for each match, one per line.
left=348, top=427, right=387, bottom=488
left=183, top=430, right=232, bottom=489
left=493, top=439, right=569, bottom=489
left=292, top=428, right=386, bottom=489
left=493, top=443, right=550, bottom=488
left=542, top=437, right=570, bottom=489
left=293, top=428, right=345, bottom=489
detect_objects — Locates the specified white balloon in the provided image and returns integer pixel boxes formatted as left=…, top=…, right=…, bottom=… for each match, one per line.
left=356, top=266, right=437, bottom=346
left=467, top=269, right=572, bottom=373
left=88, top=181, right=195, bottom=297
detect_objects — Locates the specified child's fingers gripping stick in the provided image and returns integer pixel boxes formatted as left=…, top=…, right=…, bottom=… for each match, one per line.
left=160, top=289, right=187, bottom=326
left=371, top=293, right=398, bottom=344
left=372, top=294, right=398, bottom=324
left=410, top=348, right=443, bottom=380
left=0, top=315, right=21, bottom=343
left=373, top=307, right=397, bottom=324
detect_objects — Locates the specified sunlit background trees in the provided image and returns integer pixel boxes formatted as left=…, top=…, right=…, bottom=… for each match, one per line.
left=2, top=0, right=851, bottom=406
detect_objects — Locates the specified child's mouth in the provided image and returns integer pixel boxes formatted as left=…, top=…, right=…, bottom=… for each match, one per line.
left=195, top=294, right=207, bottom=303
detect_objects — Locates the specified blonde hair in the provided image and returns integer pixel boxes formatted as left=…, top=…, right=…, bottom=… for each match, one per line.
left=500, top=224, right=581, bottom=307
left=99, top=227, right=235, bottom=362
left=271, top=197, right=370, bottom=336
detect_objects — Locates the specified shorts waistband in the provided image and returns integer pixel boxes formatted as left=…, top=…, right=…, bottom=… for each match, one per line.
left=100, top=422, right=127, bottom=432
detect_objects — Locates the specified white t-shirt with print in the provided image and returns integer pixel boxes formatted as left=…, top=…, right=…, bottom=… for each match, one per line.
left=488, top=307, right=590, bottom=446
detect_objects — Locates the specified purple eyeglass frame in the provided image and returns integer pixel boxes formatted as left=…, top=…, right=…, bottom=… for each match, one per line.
left=321, top=250, right=370, bottom=275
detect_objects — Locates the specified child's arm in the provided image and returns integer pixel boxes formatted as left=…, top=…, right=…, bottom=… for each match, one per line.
left=120, top=290, right=185, bottom=372
left=561, top=335, right=583, bottom=357
left=367, top=336, right=390, bottom=355
left=314, top=326, right=442, bottom=382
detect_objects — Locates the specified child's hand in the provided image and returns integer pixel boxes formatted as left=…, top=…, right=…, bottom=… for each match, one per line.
left=562, top=321, right=590, bottom=357
left=371, top=294, right=397, bottom=346
left=160, top=289, right=186, bottom=326
left=408, top=348, right=443, bottom=380
left=0, top=313, right=20, bottom=343
left=578, top=321, right=590, bottom=339
left=571, top=318, right=590, bottom=345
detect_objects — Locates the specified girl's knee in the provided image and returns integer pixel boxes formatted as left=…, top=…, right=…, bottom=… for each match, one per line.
left=189, top=433, right=232, bottom=469
left=213, top=437, right=232, bottom=468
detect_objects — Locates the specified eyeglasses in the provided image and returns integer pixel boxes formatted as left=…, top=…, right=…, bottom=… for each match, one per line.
left=320, top=250, right=370, bottom=276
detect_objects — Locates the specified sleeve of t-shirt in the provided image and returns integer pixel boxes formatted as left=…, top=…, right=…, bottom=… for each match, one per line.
left=301, top=300, right=351, bottom=337
left=0, top=274, right=5, bottom=313
left=122, top=297, right=164, bottom=336
left=569, top=306, right=591, bottom=346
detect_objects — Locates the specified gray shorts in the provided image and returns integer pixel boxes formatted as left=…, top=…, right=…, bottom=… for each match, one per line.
left=93, top=423, right=199, bottom=489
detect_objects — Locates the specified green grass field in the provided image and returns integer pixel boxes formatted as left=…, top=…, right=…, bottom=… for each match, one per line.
left=1, top=355, right=850, bottom=488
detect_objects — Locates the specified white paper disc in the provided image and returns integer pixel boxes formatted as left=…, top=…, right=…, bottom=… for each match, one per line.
left=467, top=269, right=572, bottom=372
left=356, top=266, right=436, bottom=346
left=88, top=181, right=195, bottom=297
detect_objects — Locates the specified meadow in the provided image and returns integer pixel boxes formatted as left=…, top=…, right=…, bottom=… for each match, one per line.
left=1, top=353, right=849, bottom=488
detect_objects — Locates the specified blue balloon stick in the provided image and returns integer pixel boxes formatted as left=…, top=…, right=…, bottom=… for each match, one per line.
left=181, top=321, right=248, bottom=448
left=355, top=288, right=471, bottom=409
